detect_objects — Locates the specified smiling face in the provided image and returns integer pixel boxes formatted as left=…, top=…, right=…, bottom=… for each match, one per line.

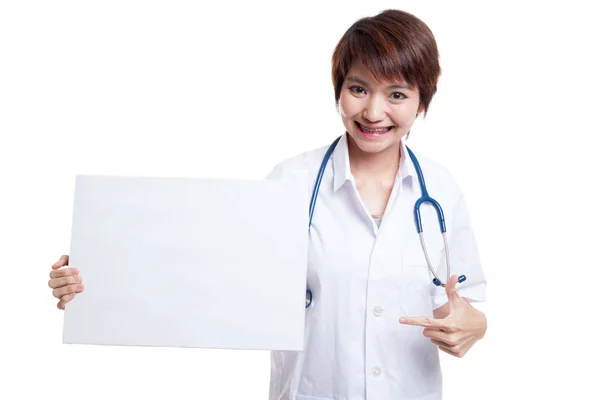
left=338, top=63, right=424, bottom=154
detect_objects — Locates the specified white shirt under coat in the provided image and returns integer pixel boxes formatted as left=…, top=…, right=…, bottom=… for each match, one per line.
left=266, top=133, right=486, bottom=400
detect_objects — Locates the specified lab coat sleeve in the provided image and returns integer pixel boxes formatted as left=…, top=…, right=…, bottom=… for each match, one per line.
left=430, top=193, right=487, bottom=309
left=265, top=161, right=286, bottom=180
left=265, top=157, right=312, bottom=198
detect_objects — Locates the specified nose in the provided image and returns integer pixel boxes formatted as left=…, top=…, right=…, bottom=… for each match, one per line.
left=363, top=95, right=386, bottom=122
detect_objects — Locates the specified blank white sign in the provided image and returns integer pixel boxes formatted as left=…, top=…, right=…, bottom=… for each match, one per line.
left=63, top=175, right=308, bottom=351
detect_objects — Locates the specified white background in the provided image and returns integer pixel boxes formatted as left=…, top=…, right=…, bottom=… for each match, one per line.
left=1, top=0, right=598, bottom=399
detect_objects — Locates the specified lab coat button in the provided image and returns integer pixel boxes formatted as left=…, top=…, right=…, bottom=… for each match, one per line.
left=372, top=366, right=382, bottom=376
left=373, top=305, right=383, bottom=316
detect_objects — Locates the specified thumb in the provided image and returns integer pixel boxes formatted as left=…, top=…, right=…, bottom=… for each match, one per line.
left=52, top=255, right=69, bottom=269
left=445, top=274, right=463, bottom=306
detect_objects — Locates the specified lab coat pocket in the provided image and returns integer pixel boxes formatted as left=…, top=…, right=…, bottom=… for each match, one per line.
left=400, top=255, right=434, bottom=318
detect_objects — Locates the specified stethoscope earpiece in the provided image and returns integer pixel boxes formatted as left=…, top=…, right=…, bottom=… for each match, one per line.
left=433, top=275, right=467, bottom=286
left=432, top=275, right=467, bottom=287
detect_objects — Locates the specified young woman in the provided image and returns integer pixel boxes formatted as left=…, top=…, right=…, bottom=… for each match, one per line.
left=49, top=9, right=487, bottom=400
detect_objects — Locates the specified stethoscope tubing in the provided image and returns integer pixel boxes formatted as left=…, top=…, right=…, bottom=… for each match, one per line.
left=305, top=136, right=465, bottom=308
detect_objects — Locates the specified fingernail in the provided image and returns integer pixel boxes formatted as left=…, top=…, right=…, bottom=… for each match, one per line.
left=400, top=317, right=407, bottom=324
left=75, top=275, right=82, bottom=282
left=73, top=268, right=80, bottom=274
left=78, top=284, right=84, bottom=290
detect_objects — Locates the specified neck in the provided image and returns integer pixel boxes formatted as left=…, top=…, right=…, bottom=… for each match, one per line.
left=347, top=134, right=401, bottom=180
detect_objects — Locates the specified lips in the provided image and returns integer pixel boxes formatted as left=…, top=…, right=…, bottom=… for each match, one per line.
left=355, top=121, right=393, bottom=134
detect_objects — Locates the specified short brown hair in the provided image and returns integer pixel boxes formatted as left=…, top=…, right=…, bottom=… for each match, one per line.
left=331, top=9, right=441, bottom=115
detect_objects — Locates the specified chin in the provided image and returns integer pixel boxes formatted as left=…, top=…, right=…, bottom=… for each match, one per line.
left=347, top=131, right=400, bottom=154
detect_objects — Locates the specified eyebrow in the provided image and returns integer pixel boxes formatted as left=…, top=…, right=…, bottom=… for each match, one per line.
left=346, top=76, right=411, bottom=90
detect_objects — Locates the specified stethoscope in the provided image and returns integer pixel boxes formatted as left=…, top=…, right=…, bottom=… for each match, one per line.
left=305, top=135, right=466, bottom=308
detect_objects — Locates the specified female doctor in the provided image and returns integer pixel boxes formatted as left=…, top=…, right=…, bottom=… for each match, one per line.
left=47, top=9, right=487, bottom=400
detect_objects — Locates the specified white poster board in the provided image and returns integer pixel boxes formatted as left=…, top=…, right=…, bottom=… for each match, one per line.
left=63, top=175, right=308, bottom=351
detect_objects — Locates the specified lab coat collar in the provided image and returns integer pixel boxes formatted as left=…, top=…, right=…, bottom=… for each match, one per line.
left=332, top=132, right=416, bottom=193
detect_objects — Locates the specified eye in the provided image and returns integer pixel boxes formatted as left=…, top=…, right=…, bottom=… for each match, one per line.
left=391, top=92, right=407, bottom=100
left=349, top=86, right=367, bottom=95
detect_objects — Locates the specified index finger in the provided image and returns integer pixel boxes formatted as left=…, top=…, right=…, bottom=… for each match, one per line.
left=49, top=267, right=79, bottom=279
left=399, top=316, right=447, bottom=329
left=52, top=255, right=69, bottom=269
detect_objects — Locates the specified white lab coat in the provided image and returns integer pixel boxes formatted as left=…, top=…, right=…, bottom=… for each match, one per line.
left=266, top=133, right=486, bottom=400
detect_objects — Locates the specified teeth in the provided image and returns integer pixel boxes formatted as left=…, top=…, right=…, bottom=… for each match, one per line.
left=360, top=124, right=391, bottom=133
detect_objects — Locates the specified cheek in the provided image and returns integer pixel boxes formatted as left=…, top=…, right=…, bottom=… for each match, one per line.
left=338, top=94, right=360, bottom=119
left=392, top=108, right=418, bottom=127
